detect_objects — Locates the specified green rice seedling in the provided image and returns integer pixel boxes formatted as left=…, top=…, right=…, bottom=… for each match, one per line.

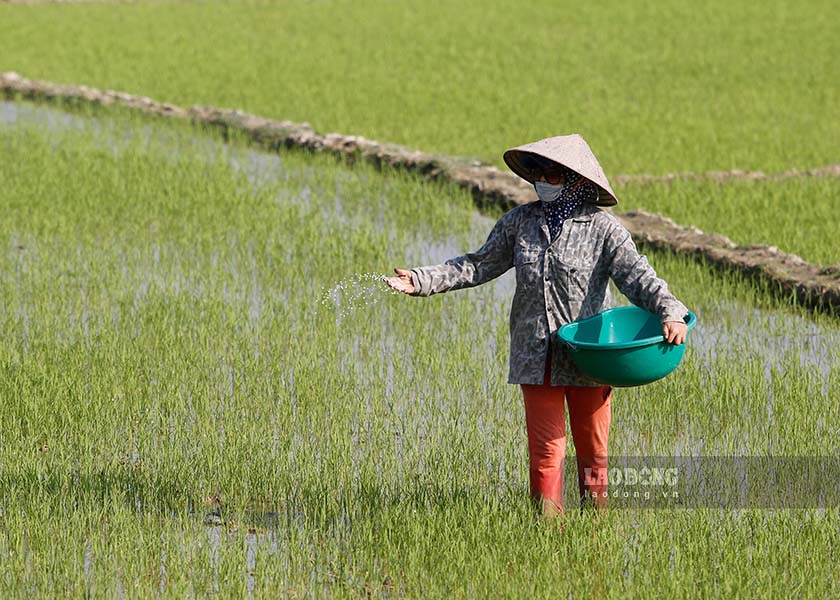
left=617, top=176, right=840, bottom=265
left=1, top=0, right=839, bottom=176
left=0, top=107, right=838, bottom=597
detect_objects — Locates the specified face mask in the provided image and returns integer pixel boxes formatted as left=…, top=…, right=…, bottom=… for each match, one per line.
left=534, top=180, right=565, bottom=203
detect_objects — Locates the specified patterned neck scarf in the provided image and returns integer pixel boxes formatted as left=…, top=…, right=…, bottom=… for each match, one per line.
left=539, top=165, right=599, bottom=241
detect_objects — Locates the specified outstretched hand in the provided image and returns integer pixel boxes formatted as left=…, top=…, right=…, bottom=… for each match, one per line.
left=384, top=268, right=416, bottom=295
left=662, top=321, right=688, bottom=345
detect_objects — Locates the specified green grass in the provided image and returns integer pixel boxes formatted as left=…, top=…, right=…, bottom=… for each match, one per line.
left=617, top=176, right=840, bottom=266
left=0, top=107, right=839, bottom=597
left=1, top=0, right=839, bottom=176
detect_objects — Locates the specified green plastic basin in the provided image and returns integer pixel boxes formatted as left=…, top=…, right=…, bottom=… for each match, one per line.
left=557, top=306, right=697, bottom=387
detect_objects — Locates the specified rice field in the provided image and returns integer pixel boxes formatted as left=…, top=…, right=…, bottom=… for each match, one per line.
left=1, top=1, right=840, bottom=595
left=3, top=0, right=840, bottom=267
left=1, top=102, right=839, bottom=597
left=1, top=0, right=839, bottom=176
left=616, top=176, right=840, bottom=266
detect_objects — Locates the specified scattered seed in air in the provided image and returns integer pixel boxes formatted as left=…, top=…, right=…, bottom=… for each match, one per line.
left=320, top=272, right=400, bottom=318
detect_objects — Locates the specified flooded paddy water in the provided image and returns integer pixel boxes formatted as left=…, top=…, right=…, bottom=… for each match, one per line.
left=0, top=101, right=838, bottom=597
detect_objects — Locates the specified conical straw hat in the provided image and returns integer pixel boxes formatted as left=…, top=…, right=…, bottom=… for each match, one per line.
left=503, top=134, right=618, bottom=206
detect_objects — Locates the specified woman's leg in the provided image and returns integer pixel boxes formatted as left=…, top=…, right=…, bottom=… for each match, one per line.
left=566, top=385, right=612, bottom=511
left=520, top=357, right=567, bottom=518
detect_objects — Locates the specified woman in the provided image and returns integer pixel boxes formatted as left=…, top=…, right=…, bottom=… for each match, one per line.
left=385, top=134, right=689, bottom=519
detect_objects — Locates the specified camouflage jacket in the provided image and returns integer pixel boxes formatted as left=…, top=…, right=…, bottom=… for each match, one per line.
left=409, top=200, right=689, bottom=386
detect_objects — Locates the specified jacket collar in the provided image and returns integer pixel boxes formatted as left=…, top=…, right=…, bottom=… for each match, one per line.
left=568, top=201, right=599, bottom=222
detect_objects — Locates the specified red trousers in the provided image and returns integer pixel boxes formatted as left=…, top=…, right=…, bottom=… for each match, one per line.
left=520, top=354, right=612, bottom=513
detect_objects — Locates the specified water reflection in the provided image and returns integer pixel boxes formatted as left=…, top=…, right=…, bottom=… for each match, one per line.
left=0, top=101, right=286, bottom=193
left=691, top=299, right=837, bottom=395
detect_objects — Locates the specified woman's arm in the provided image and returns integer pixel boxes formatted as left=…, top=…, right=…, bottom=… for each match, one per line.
left=605, top=221, right=689, bottom=323
left=408, top=209, right=517, bottom=297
